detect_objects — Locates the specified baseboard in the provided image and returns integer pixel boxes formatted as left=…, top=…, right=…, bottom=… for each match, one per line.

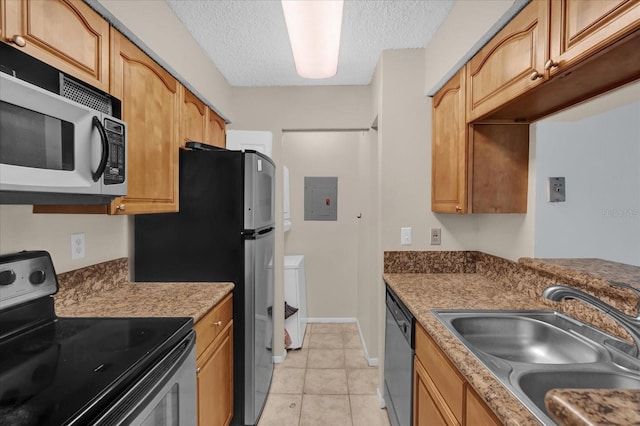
left=377, top=387, right=386, bottom=408
left=273, top=349, right=287, bottom=364
left=306, top=317, right=357, bottom=323
left=307, top=317, right=378, bottom=366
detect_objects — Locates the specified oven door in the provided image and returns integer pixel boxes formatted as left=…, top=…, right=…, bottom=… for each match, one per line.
left=92, top=331, right=197, bottom=426
left=0, top=72, right=126, bottom=198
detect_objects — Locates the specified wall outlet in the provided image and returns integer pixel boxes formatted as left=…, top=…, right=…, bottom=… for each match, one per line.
left=71, top=233, right=85, bottom=259
left=401, top=227, right=412, bottom=245
left=430, top=228, right=441, bottom=245
left=547, top=177, right=566, bottom=202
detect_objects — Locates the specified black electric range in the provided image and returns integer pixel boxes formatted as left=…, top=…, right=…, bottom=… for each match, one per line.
left=0, top=251, right=194, bottom=426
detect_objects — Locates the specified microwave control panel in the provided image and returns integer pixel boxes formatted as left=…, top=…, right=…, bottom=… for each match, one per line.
left=104, top=118, right=126, bottom=185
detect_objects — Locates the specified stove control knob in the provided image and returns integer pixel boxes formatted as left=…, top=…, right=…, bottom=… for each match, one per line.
left=0, top=270, right=16, bottom=286
left=29, top=270, right=46, bottom=285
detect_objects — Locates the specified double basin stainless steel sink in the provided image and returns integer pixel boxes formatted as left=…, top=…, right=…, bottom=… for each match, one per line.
left=432, top=310, right=640, bottom=425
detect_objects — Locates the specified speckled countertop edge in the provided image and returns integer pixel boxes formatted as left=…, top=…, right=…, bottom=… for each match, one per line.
left=520, top=258, right=640, bottom=291
left=545, top=389, right=640, bottom=426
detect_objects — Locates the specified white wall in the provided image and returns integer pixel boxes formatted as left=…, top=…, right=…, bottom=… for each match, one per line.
left=534, top=96, right=640, bottom=266
left=0, top=206, right=128, bottom=273
left=282, top=131, right=366, bottom=319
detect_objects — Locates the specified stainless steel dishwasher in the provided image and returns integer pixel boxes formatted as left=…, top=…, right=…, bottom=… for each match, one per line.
left=384, top=285, right=415, bottom=426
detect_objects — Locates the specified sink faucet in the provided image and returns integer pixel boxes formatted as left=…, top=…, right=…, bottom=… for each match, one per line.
left=542, top=282, right=640, bottom=358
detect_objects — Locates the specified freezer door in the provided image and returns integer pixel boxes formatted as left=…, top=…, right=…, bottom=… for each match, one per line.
left=244, top=229, right=275, bottom=425
left=244, top=152, right=275, bottom=231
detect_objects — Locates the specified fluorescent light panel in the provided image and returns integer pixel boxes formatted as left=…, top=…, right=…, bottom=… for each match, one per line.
left=281, top=0, right=344, bottom=79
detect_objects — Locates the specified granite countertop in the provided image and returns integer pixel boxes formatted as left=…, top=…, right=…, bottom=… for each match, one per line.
left=56, top=281, right=234, bottom=322
left=384, top=272, right=547, bottom=426
left=383, top=254, right=640, bottom=426
left=53, top=257, right=234, bottom=322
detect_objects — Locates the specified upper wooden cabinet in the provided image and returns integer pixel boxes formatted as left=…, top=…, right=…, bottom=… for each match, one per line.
left=548, top=0, right=640, bottom=77
left=180, top=86, right=207, bottom=148
left=432, top=67, right=530, bottom=214
left=432, top=67, right=468, bottom=214
left=109, top=31, right=180, bottom=214
left=469, top=0, right=640, bottom=122
left=1, top=0, right=110, bottom=92
left=466, top=0, right=548, bottom=122
left=206, top=108, right=226, bottom=148
left=180, top=86, right=226, bottom=149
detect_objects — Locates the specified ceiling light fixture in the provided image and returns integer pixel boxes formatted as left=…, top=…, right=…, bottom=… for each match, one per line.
left=281, top=0, right=344, bottom=79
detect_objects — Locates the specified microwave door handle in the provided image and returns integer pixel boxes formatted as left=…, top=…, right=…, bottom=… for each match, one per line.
left=92, top=116, right=109, bottom=182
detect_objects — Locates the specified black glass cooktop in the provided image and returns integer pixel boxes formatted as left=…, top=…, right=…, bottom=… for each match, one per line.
left=0, top=299, right=192, bottom=426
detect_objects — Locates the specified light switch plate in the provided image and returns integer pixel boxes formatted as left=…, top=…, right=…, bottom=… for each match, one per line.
left=401, top=227, right=412, bottom=245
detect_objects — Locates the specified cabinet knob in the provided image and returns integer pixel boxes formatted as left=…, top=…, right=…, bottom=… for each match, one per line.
left=529, top=71, right=544, bottom=81
left=455, top=206, right=462, bottom=212
left=116, top=204, right=126, bottom=212
left=544, top=59, right=559, bottom=70
left=213, top=320, right=222, bottom=327
left=196, top=367, right=201, bottom=374
left=11, top=35, right=26, bottom=47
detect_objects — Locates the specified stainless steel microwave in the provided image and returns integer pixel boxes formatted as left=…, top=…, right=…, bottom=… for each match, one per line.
left=0, top=45, right=127, bottom=205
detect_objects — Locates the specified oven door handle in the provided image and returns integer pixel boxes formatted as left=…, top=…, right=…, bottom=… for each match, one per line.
left=92, top=116, right=110, bottom=182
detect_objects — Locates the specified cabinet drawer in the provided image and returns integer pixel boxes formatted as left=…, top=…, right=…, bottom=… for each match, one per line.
left=415, top=324, right=465, bottom=424
left=194, top=293, right=233, bottom=359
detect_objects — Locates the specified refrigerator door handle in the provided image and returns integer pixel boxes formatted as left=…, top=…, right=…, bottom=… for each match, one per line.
left=258, top=227, right=275, bottom=235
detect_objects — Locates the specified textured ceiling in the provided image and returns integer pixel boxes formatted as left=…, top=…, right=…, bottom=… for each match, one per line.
left=165, top=0, right=455, bottom=87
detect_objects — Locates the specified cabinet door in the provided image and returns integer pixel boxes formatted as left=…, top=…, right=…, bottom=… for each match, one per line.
left=197, top=322, right=234, bottom=426
left=414, top=357, right=459, bottom=426
left=2, top=0, right=109, bottom=92
left=180, top=86, right=207, bottom=148
left=432, top=67, right=468, bottom=214
left=548, top=0, right=640, bottom=77
left=466, top=0, right=548, bottom=122
left=110, top=31, right=180, bottom=214
left=206, top=108, right=226, bottom=148
left=465, top=386, right=501, bottom=426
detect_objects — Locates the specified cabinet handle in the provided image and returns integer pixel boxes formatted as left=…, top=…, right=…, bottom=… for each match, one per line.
left=10, top=35, right=26, bottom=47
left=116, top=204, right=126, bottom=212
left=544, top=59, right=559, bottom=70
left=529, top=71, right=544, bottom=81
left=213, top=321, right=222, bottom=327
left=455, top=206, right=462, bottom=212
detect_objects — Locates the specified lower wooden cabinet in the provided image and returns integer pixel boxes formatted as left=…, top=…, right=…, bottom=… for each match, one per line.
left=414, top=356, right=458, bottom=426
left=414, top=323, right=502, bottom=426
left=195, top=293, right=234, bottom=426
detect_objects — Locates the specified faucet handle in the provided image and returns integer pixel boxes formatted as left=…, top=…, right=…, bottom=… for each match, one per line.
left=608, top=281, right=640, bottom=315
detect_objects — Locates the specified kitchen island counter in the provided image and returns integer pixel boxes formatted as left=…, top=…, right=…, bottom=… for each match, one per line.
left=383, top=251, right=640, bottom=426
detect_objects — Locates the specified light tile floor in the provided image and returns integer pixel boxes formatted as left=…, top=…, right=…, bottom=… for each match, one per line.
left=258, top=323, right=391, bottom=426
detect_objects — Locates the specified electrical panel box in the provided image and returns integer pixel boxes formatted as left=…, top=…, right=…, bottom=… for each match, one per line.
left=304, top=177, right=338, bottom=221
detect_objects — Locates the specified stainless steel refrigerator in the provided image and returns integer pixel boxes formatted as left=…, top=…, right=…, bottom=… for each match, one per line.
left=134, top=143, right=275, bottom=426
